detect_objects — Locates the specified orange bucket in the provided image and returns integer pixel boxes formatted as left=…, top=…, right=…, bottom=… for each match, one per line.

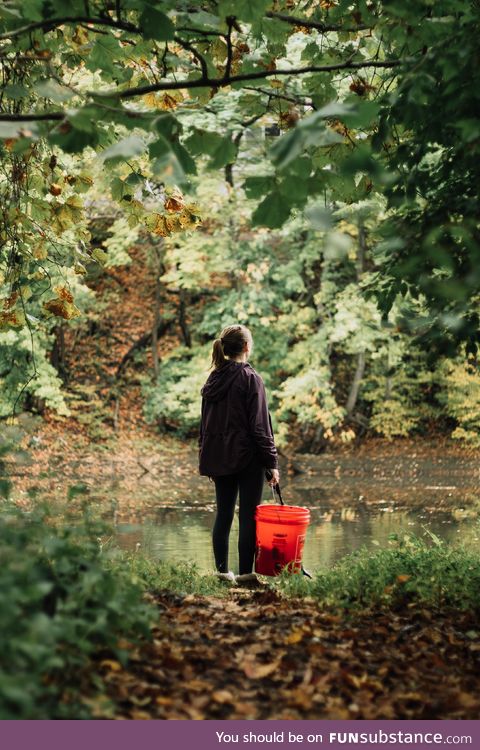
left=255, top=504, right=310, bottom=576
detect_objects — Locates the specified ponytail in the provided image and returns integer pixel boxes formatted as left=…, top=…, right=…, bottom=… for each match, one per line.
left=210, top=338, right=226, bottom=370
left=209, top=324, right=253, bottom=370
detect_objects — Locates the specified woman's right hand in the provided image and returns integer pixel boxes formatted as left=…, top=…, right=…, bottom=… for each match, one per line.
left=267, top=469, right=280, bottom=486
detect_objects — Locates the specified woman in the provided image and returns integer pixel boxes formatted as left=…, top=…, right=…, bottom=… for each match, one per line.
left=198, top=324, right=280, bottom=584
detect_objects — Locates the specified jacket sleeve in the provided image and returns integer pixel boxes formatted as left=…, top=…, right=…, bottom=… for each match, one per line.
left=246, top=373, right=279, bottom=469
left=198, top=398, right=204, bottom=449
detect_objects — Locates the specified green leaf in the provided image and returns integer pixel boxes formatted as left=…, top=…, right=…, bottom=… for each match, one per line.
left=3, top=83, right=28, bottom=99
left=251, top=191, right=291, bottom=228
left=111, top=177, right=133, bottom=201
left=149, top=134, right=171, bottom=160
left=269, top=128, right=303, bottom=170
left=154, top=113, right=180, bottom=139
left=243, top=175, right=275, bottom=199
left=48, top=123, right=99, bottom=153
left=218, top=0, right=270, bottom=23
left=34, top=79, right=74, bottom=103
left=185, top=129, right=223, bottom=156
left=171, top=141, right=197, bottom=174
left=139, top=5, right=175, bottom=41
left=208, top=137, right=236, bottom=169
left=100, top=135, right=145, bottom=164
left=67, top=106, right=101, bottom=133
left=86, top=36, right=123, bottom=75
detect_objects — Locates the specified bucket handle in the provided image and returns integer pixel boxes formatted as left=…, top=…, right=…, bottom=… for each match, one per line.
left=265, top=469, right=284, bottom=506
left=264, top=469, right=312, bottom=580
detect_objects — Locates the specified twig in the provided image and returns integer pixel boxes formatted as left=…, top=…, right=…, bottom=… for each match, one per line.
left=174, top=36, right=208, bottom=79
left=225, top=17, right=234, bottom=80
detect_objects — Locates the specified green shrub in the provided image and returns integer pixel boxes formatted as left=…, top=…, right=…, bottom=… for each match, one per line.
left=275, top=533, right=480, bottom=612
left=143, top=345, right=208, bottom=435
left=436, top=358, right=480, bottom=446
left=0, top=503, right=154, bottom=719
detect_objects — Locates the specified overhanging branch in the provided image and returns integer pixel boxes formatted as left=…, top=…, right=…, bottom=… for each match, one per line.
left=0, top=15, right=141, bottom=41
left=0, top=58, right=405, bottom=122
left=116, top=58, right=404, bottom=99
left=266, top=11, right=370, bottom=33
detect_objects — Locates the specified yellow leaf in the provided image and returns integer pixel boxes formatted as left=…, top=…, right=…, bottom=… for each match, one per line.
left=241, top=655, right=282, bottom=679
left=99, top=659, right=122, bottom=672
left=212, top=690, right=234, bottom=704
left=43, top=297, right=81, bottom=320
left=53, top=285, right=74, bottom=303
left=285, top=628, right=303, bottom=645
left=143, top=93, right=158, bottom=108
left=0, top=309, right=26, bottom=329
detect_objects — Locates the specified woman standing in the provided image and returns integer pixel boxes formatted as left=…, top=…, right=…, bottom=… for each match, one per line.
left=198, top=324, right=279, bottom=584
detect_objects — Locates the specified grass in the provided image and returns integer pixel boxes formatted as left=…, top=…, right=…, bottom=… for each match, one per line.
left=114, top=527, right=480, bottom=615
left=120, top=555, right=230, bottom=597
left=273, top=530, right=480, bottom=612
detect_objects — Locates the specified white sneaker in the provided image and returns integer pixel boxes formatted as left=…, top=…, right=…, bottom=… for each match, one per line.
left=214, top=571, right=236, bottom=583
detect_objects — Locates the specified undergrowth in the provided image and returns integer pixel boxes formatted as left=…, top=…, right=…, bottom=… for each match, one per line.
left=0, top=501, right=154, bottom=719
left=274, top=531, right=480, bottom=612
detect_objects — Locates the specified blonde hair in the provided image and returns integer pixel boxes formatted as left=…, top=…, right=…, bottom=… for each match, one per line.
left=210, top=325, right=253, bottom=370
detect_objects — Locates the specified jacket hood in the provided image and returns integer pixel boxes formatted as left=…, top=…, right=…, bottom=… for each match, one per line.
left=201, top=361, right=248, bottom=403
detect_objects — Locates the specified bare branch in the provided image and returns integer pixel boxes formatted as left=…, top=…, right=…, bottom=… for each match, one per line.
left=243, top=85, right=315, bottom=109
left=116, top=57, right=405, bottom=99
left=176, top=26, right=223, bottom=37
left=174, top=36, right=209, bottom=79
left=0, top=15, right=141, bottom=41
left=225, top=17, right=234, bottom=80
left=0, top=58, right=407, bottom=122
left=266, top=11, right=370, bottom=33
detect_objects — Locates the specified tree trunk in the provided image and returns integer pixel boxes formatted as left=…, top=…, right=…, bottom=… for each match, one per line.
left=151, top=243, right=164, bottom=380
left=346, top=350, right=366, bottom=415
left=346, top=222, right=368, bottom=416
left=50, top=324, right=66, bottom=381
left=116, top=318, right=172, bottom=378
left=178, top=289, right=192, bottom=347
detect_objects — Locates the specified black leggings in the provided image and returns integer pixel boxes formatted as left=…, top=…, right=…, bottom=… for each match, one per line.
left=212, top=458, right=265, bottom=575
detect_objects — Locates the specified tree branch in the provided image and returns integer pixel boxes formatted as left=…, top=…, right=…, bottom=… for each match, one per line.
left=266, top=11, right=370, bottom=33
left=116, top=58, right=404, bottom=98
left=243, top=85, right=315, bottom=109
left=0, top=58, right=406, bottom=121
left=0, top=111, right=64, bottom=121
left=174, top=36, right=208, bottom=79
left=0, top=15, right=141, bottom=41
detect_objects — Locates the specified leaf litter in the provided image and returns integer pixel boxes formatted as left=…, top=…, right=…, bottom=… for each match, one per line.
left=95, top=588, right=480, bottom=720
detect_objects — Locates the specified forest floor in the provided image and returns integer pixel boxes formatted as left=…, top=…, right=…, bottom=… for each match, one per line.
left=94, top=588, right=480, bottom=720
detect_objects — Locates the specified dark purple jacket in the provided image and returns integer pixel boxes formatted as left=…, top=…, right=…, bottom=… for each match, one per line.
left=198, top=361, right=279, bottom=477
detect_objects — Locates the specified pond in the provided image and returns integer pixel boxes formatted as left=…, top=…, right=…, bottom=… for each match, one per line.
left=110, top=451, right=480, bottom=572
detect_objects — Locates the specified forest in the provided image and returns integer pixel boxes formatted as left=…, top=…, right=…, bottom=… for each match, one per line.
left=1, top=0, right=480, bottom=722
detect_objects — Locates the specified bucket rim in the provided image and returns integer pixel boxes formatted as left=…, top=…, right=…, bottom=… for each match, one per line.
left=256, top=503, right=310, bottom=513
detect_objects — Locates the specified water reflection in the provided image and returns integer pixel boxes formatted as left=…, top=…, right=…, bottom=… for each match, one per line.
left=114, top=498, right=480, bottom=573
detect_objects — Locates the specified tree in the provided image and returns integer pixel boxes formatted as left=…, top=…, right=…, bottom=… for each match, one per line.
left=1, top=1, right=479, bottom=441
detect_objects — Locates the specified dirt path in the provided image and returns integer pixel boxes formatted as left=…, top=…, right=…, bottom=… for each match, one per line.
left=98, top=589, right=480, bottom=720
